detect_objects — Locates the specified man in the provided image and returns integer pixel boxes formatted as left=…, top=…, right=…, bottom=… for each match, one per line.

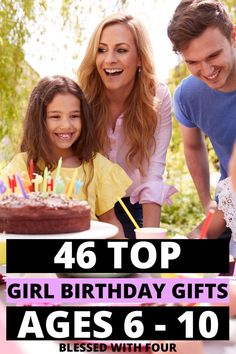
left=167, top=0, right=236, bottom=214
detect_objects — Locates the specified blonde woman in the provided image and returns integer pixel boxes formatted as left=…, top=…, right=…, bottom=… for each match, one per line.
left=78, top=14, right=176, bottom=238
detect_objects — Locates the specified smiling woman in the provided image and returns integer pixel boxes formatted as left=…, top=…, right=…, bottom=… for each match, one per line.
left=95, top=23, right=141, bottom=102
left=78, top=13, right=177, bottom=239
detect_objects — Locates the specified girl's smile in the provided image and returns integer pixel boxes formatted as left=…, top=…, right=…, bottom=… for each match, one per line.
left=46, top=93, right=81, bottom=158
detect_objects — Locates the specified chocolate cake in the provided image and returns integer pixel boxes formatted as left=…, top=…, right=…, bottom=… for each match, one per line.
left=0, top=193, right=91, bottom=234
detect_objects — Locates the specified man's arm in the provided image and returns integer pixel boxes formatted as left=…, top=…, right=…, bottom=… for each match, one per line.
left=180, top=124, right=212, bottom=213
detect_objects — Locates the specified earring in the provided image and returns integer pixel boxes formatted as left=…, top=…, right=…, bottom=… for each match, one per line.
left=138, top=67, right=141, bottom=73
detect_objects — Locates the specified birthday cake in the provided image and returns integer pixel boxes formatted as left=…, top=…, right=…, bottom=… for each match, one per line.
left=0, top=193, right=91, bottom=234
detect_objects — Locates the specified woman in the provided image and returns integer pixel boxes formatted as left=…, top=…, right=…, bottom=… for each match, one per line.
left=78, top=14, right=176, bottom=238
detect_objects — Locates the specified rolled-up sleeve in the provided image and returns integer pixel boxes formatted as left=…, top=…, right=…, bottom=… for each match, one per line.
left=130, top=83, right=177, bottom=205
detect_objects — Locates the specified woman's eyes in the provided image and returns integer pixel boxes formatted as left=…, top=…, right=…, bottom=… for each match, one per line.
left=117, top=48, right=128, bottom=53
left=97, top=47, right=128, bottom=53
left=98, top=47, right=106, bottom=53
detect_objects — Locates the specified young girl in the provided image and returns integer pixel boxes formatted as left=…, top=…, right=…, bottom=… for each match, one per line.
left=2, top=75, right=132, bottom=237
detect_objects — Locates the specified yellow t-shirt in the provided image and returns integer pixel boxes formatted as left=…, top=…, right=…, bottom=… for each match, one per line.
left=2, top=152, right=132, bottom=220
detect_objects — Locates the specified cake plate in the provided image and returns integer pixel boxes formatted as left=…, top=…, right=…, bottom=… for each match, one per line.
left=0, top=221, right=133, bottom=277
left=0, top=220, right=118, bottom=240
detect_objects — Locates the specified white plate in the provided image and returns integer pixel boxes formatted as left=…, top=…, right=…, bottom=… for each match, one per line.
left=0, top=220, right=118, bottom=240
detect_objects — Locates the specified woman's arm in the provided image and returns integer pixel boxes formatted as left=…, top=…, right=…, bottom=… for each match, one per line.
left=142, top=203, right=161, bottom=227
left=98, top=208, right=126, bottom=239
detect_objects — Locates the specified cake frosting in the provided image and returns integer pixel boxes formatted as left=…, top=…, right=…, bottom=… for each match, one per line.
left=0, top=193, right=91, bottom=234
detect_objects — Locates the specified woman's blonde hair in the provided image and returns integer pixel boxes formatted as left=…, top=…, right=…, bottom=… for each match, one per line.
left=78, top=14, right=159, bottom=175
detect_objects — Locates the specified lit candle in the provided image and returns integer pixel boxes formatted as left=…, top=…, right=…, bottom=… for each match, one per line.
left=0, top=179, right=6, bottom=194
left=42, top=167, right=48, bottom=195
left=16, top=175, right=29, bottom=199
left=29, top=159, right=34, bottom=192
left=53, top=157, right=62, bottom=192
left=32, top=173, right=43, bottom=192
left=66, top=168, right=78, bottom=198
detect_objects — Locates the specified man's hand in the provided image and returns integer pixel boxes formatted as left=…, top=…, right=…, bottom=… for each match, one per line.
left=203, top=200, right=217, bottom=215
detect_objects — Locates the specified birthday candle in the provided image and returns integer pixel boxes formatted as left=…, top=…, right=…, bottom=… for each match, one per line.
left=75, top=180, right=83, bottom=196
left=53, top=157, right=62, bottom=192
left=29, top=159, right=34, bottom=192
left=46, top=172, right=54, bottom=192
left=32, top=173, right=43, bottom=192
left=54, top=176, right=65, bottom=194
left=16, top=175, right=29, bottom=199
left=8, top=175, right=17, bottom=193
left=0, top=179, right=6, bottom=194
left=29, top=159, right=34, bottom=179
left=42, top=167, right=48, bottom=194
left=66, top=168, right=78, bottom=198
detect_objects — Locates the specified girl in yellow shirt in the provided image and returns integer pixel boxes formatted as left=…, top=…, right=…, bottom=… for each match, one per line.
left=2, top=75, right=131, bottom=237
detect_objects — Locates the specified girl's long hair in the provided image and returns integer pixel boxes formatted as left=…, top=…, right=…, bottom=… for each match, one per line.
left=78, top=14, right=159, bottom=175
left=21, top=75, right=98, bottom=194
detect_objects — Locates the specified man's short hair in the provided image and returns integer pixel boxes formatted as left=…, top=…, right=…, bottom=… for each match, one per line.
left=167, top=0, right=233, bottom=53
